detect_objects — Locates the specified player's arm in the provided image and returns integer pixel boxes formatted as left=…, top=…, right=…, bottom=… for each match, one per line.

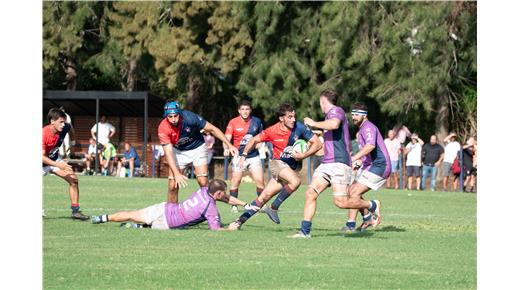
left=42, top=150, right=72, bottom=171
left=223, top=134, right=232, bottom=156
left=303, top=117, right=341, bottom=131
left=162, top=143, right=188, bottom=190
left=351, top=144, right=376, bottom=163
left=203, top=122, right=238, bottom=156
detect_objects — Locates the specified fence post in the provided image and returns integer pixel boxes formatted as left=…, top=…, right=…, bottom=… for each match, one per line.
left=151, top=148, right=157, bottom=177
left=224, top=156, right=228, bottom=180
left=399, top=150, right=404, bottom=189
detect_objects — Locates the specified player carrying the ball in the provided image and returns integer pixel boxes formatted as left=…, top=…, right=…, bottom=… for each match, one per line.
left=228, top=103, right=322, bottom=230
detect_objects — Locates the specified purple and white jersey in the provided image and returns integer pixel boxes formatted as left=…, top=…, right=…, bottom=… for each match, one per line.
left=358, top=120, right=391, bottom=179
left=322, top=106, right=351, bottom=166
left=165, top=187, right=221, bottom=230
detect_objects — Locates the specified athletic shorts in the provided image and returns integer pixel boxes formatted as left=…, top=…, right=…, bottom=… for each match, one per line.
left=355, top=169, right=386, bottom=190
left=269, top=159, right=298, bottom=182
left=443, top=162, right=453, bottom=177
left=42, top=159, right=64, bottom=176
left=313, top=163, right=352, bottom=186
left=391, top=160, right=399, bottom=173
left=406, top=166, right=421, bottom=177
left=143, top=202, right=169, bottom=230
left=173, top=144, right=208, bottom=169
left=231, top=155, right=262, bottom=173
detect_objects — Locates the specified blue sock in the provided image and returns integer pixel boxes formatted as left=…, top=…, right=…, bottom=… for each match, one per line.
left=362, top=213, right=373, bottom=222
left=230, top=189, right=238, bottom=198
left=71, top=204, right=80, bottom=214
left=237, top=199, right=262, bottom=224
left=346, top=220, right=356, bottom=229
left=368, top=200, right=377, bottom=213
left=256, top=187, right=264, bottom=197
left=300, top=220, right=312, bottom=235
left=271, top=186, right=294, bottom=210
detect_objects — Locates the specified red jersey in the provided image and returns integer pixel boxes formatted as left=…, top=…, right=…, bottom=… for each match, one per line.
left=42, top=123, right=71, bottom=161
left=158, top=118, right=182, bottom=146
left=258, top=121, right=313, bottom=169
left=225, top=116, right=263, bottom=157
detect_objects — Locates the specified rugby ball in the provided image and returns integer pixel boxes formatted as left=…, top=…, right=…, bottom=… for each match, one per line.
left=292, top=139, right=309, bottom=154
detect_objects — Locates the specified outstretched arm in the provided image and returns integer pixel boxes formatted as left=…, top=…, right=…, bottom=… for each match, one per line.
left=162, top=143, right=188, bottom=190
left=203, top=122, right=238, bottom=156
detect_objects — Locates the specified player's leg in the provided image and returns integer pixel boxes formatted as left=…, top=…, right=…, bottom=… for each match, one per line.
left=249, top=156, right=265, bottom=197
left=230, top=178, right=283, bottom=229
left=192, top=145, right=209, bottom=187
left=229, top=156, right=244, bottom=212
left=262, top=167, right=301, bottom=224
left=92, top=203, right=166, bottom=229
left=290, top=176, right=329, bottom=238
left=53, top=167, right=88, bottom=220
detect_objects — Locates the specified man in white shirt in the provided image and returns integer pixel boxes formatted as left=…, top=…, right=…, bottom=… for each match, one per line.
left=404, top=133, right=424, bottom=190
left=442, top=132, right=461, bottom=191
left=90, top=115, right=116, bottom=146
left=384, top=130, right=402, bottom=189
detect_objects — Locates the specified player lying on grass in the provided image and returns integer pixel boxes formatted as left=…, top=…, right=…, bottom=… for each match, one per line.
left=91, top=179, right=258, bottom=230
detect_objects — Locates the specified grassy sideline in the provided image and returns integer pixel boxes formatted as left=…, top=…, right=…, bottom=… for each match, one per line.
left=43, top=176, right=476, bottom=289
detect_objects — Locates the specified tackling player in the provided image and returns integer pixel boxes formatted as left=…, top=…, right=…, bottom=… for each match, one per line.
left=339, top=103, right=389, bottom=232
left=91, top=179, right=258, bottom=230
left=158, top=101, right=238, bottom=203
left=228, top=103, right=322, bottom=230
left=42, top=108, right=88, bottom=220
left=224, top=100, right=264, bottom=213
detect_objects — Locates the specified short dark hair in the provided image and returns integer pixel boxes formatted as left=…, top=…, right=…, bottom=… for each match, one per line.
left=208, top=179, right=227, bottom=194
left=238, top=99, right=252, bottom=109
left=351, top=102, right=368, bottom=112
left=320, top=89, right=339, bottom=105
left=275, top=103, right=295, bottom=119
left=47, top=108, right=67, bottom=123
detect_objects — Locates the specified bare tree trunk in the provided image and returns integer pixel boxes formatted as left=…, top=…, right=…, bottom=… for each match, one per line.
left=126, top=58, right=137, bottom=92
left=435, top=94, right=450, bottom=140
left=185, top=74, right=201, bottom=111
left=65, top=57, right=77, bottom=91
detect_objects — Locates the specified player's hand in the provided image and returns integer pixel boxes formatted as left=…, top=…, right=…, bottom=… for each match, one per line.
left=352, top=159, right=362, bottom=170
left=238, top=156, right=246, bottom=169
left=57, top=162, right=73, bottom=172
left=244, top=203, right=260, bottom=211
left=228, top=221, right=241, bottom=231
left=223, top=148, right=230, bottom=157
left=303, top=117, right=316, bottom=127
left=291, top=151, right=305, bottom=161
left=228, top=145, right=239, bottom=157
left=173, top=171, right=189, bottom=188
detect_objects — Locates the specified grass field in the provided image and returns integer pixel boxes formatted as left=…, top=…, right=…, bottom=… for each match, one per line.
left=43, top=176, right=476, bottom=289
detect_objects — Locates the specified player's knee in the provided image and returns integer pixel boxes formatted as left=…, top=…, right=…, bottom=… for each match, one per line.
left=305, top=188, right=318, bottom=201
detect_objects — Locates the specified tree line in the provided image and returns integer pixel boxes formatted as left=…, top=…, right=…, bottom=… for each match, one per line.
left=43, top=1, right=476, bottom=140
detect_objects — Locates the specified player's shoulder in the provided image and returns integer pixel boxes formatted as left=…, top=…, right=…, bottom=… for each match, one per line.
left=251, top=116, right=262, bottom=124
left=329, top=105, right=346, bottom=116
left=158, top=118, right=171, bottom=129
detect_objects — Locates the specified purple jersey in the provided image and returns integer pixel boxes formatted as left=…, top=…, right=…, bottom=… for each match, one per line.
left=165, top=187, right=221, bottom=230
left=357, top=120, right=391, bottom=178
left=322, top=106, right=351, bottom=166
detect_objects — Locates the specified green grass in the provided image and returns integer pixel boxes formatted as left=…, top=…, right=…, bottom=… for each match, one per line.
left=43, top=176, right=476, bottom=289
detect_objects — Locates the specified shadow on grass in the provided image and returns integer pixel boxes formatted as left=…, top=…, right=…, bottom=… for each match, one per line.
left=43, top=216, right=89, bottom=221
left=376, top=225, right=406, bottom=232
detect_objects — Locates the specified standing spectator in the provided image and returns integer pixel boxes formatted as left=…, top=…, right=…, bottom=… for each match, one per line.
left=91, top=115, right=116, bottom=146
left=101, top=142, right=117, bottom=176
left=404, top=133, right=423, bottom=190
left=84, top=138, right=101, bottom=175
left=58, top=107, right=75, bottom=159
left=421, top=135, right=444, bottom=191
left=384, top=129, right=402, bottom=189
left=442, top=132, right=461, bottom=191
left=203, top=130, right=216, bottom=179
left=462, top=136, right=477, bottom=193
left=116, top=142, right=141, bottom=178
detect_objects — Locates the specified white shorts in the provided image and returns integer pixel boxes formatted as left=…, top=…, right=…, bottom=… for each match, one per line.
left=355, top=169, right=387, bottom=190
left=173, top=144, right=208, bottom=169
left=143, top=202, right=169, bottom=230
left=232, top=155, right=263, bottom=173
left=42, top=159, right=64, bottom=176
left=313, top=163, right=352, bottom=186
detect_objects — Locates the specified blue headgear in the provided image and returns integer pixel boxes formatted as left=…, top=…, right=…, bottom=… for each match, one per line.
left=163, top=101, right=182, bottom=117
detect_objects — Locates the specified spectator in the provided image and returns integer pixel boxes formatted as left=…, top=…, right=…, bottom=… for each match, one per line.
left=462, top=136, right=477, bottom=193
left=90, top=115, right=116, bottom=146
left=404, top=133, right=423, bottom=190
left=384, top=129, right=402, bottom=189
left=58, top=107, right=75, bottom=159
left=421, top=135, right=444, bottom=191
left=101, top=142, right=117, bottom=176
left=84, top=138, right=101, bottom=175
left=116, top=142, right=141, bottom=178
left=203, top=130, right=216, bottom=179
left=442, top=132, right=461, bottom=191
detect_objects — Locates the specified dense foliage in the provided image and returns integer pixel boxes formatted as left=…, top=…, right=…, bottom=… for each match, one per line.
left=43, top=1, right=476, bottom=139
